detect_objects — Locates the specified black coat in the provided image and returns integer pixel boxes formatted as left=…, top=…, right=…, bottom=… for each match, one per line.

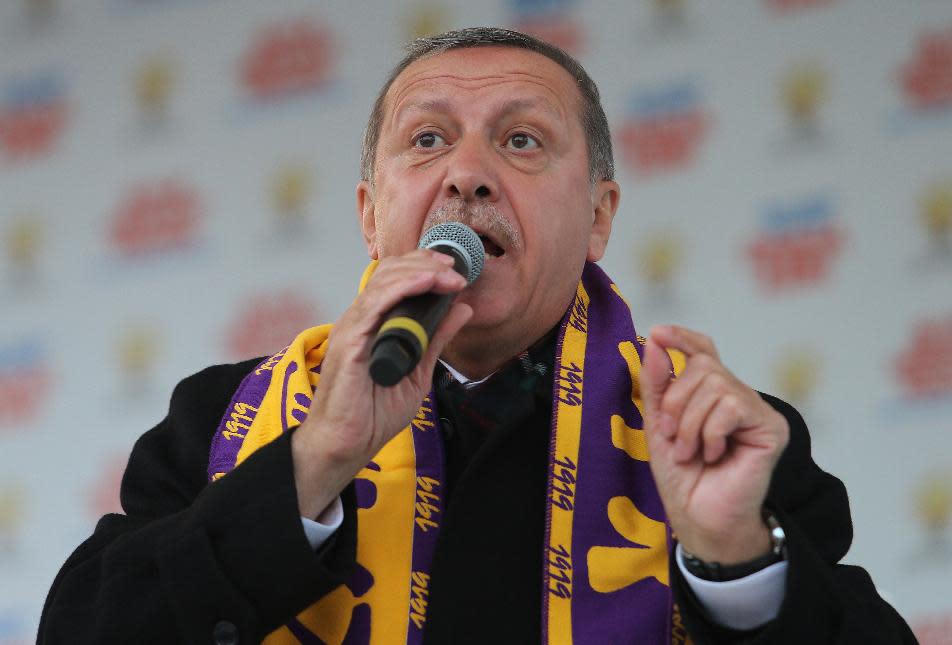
left=38, top=359, right=916, bottom=644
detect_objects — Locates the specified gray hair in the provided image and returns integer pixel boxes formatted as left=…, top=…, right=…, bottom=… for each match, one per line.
left=359, top=27, right=615, bottom=186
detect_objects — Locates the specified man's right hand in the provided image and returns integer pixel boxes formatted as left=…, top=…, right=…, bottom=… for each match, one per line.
left=290, top=250, right=473, bottom=519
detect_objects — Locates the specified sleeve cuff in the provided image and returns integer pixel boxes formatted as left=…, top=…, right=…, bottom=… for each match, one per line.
left=675, top=543, right=788, bottom=630
left=300, top=497, right=344, bottom=550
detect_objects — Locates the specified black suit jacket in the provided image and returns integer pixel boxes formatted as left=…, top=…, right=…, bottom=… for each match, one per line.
left=38, top=359, right=916, bottom=644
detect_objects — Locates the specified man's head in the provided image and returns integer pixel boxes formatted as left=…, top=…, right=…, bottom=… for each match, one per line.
left=360, top=27, right=615, bottom=187
left=355, top=28, right=620, bottom=374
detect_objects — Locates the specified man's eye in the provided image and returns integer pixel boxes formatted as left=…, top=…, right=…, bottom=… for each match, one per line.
left=414, top=132, right=447, bottom=148
left=506, top=133, right=539, bottom=150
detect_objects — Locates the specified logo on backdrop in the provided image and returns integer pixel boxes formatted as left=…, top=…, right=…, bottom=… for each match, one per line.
left=772, top=346, right=821, bottom=408
left=271, top=163, right=315, bottom=238
left=134, top=55, right=176, bottom=132
left=913, top=611, right=952, bottom=645
left=618, top=80, right=711, bottom=176
left=117, top=324, right=160, bottom=399
left=108, top=178, right=202, bottom=258
left=0, top=72, right=68, bottom=160
left=765, top=0, right=834, bottom=13
left=0, top=338, right=50, bottom=430
left=919, top=180, right=952, bottom=258
left=4, top=214, right=43, bottom=290
left=746, top=193, right=844, bottom=291
left=0, top=484, right=25, bottom=559
left=403, top=3, right=450, bottom=41
left=239, top=18, right=336, bottom=101
left=898, top=25, right=952, bottom=112
left=912, top=471, right=952, bottom=561
left=780, top=61, right=828, bottom=140
left=225, top=291, right=319, bottom=360
left=894, top=314, right=952, bottom=399
left=508, top=0, right=584, bottom=54
left=88, top=454, right=128, bottom=519
left=634, top=229, right=684, bottom=309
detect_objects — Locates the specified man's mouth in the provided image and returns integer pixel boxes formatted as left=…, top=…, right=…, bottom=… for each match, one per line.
left=478, top=234, right=504, bottom=258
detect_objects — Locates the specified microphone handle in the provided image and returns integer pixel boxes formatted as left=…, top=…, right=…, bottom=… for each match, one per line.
left=368, top=243, right=472, bottom=386
left=369, top=291, right=456, bottom=386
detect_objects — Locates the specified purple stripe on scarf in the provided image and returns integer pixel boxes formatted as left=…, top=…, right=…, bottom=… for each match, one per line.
left=207, top=353, right=283, bottom=481
left=405, top=394, right=445, bottom=645
left=280, top=361, right=299, bottom=432
left=569, top=263, right=671, bottom=644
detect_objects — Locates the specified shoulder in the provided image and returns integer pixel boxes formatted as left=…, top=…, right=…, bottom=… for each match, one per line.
left=120, top=357, right=267, bottom=516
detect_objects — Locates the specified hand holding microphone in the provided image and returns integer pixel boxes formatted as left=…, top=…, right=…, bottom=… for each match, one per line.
left=291, top=223, right=480, bottom=519
left=369, top=222, right=485, bottom=386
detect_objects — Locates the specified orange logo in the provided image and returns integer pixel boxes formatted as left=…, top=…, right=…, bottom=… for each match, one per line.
left=108, top=178, right=202, bottom=257
left=0, top=73, right=68, bottom=160
left=0, top=339, right=50, bottom=429
left=894, top=314, right=952, bottom=398
left=899, top=26, right=952, bottom=110
left=225, top=291, right=318, bottom=360
left=618, top=81, right=711, bottom=176
left=913, top=612, right=952, bottom=645
left=240, top=18, right=335, bottom=100
left=509, top=0, right=584, bottom=54
left=746, top=194, right=844, bottom=291
left=88, top=455, right=128, bottom=518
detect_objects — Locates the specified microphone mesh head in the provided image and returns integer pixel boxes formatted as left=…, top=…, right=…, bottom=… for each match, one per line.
left=418, top=222, right=485, bottom=285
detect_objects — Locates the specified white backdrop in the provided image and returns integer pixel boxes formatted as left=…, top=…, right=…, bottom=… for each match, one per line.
left=2, top=1, right=952, bottom=642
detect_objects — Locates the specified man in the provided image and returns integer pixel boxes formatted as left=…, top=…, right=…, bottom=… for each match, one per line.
left=40, top=28, right=914, bottom=644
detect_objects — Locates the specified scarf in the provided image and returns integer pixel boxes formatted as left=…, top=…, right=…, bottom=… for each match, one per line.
left=207, top=261, right=691, bottom=645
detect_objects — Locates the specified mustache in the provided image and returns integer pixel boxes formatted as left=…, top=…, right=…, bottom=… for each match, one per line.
left=423, top=198, right=522, bottom=251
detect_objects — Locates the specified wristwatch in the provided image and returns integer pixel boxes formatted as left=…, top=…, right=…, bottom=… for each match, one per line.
left=680, top=510, right=787, bottom=582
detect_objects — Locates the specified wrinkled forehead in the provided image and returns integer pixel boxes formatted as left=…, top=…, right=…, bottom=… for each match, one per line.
left=381, top=45, right=585, bottom=124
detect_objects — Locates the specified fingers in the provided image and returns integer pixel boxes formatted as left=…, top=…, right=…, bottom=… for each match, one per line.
left=650, top=325, right=720, bottom=361
left=646, top=324, right=752, bottom=465
left=339, top=250, right=467, bottom=339
left=642, top=334, right=674, bottom=417
left=670, top=373, right=726, bottom=462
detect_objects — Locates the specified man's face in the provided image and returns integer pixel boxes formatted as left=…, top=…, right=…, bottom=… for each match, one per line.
left=357, top=46, right=619, bottom=352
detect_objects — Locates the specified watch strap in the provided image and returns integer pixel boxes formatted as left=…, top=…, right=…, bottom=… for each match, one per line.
left=681, top=510, right=787, bottom=582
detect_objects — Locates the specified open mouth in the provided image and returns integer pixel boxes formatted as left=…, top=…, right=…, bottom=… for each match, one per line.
left=478, top=234, right=504, bottom=258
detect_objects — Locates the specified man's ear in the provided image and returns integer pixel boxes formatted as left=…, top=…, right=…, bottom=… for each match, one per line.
left=587, top=180, right=620, bottom=262
left=356, top=180, right=379, bottom=259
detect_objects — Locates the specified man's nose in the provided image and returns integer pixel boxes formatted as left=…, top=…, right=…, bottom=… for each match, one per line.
left=441, top=138, right=499, bottom=201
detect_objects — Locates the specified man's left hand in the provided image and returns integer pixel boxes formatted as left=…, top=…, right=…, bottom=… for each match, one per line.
left=642, top=325, right=790, bottom=565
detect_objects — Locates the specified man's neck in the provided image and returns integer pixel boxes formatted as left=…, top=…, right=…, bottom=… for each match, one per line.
left=440, top=323, right=560, bottom=381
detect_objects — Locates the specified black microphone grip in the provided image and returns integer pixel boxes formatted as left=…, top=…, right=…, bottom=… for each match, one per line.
left=369, top=246, right=468, bottom=386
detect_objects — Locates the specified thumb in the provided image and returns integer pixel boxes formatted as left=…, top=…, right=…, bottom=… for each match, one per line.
left=642, top=328, right=673, bottom=418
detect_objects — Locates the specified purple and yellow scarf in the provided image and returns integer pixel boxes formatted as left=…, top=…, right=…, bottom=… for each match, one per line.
left=208, top=261, right=691, bottom=644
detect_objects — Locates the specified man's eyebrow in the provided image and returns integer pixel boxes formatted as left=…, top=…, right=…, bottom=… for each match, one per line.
left=495, top=97, right=564, bottom=121
left=393, top=99, right=453, bottom=123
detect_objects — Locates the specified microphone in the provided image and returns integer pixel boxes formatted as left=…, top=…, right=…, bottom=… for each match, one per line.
left=369, top=222, right=485, bottom=386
